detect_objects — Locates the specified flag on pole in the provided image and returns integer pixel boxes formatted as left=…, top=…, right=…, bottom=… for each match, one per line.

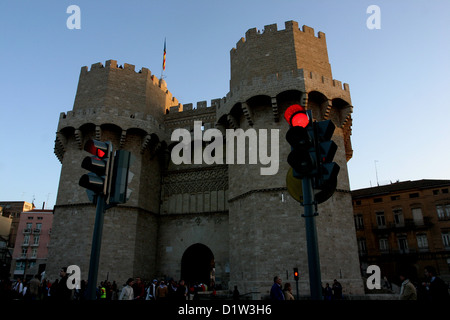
left=162, top=38, right=166, bottom=71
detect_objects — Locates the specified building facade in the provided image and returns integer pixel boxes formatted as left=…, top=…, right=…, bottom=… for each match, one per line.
left=10, top=209, right=53, bottom=281
left=47, top=20, right=364, bottom=297
left=352, top=180, right=450, bottom=284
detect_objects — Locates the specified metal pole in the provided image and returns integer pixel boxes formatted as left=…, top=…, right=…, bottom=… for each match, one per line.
left=86, top=193, right=106, bottom=300
left=302, top=177, right=323, bottom=300
left=295, top=279, right=299, bottom=300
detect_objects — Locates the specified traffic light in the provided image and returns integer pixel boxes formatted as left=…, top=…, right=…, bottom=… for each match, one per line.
left=109, top=150, right=132, bottom=205
left=284, top=103, right=340, bottom=204
left=284, top=104, right=310, bottom=128
left=285, top=104, right=316, bottom=179
left=294, top=268, right=299, bottom=281
left=79, top=139, right=113, bottom=196
left=313, top=120, right=340, bottom=204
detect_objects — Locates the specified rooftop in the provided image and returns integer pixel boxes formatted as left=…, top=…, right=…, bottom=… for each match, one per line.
left=351, top=179, right=450, bottom=199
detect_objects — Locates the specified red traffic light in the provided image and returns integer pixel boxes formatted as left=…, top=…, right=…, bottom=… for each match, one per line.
left=284, top=104, right=309, bottom=128
left=84, top=139, right=109, bottom=158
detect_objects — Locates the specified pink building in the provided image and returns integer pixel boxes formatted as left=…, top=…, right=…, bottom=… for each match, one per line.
left=11, top=209, right=53, bottom=281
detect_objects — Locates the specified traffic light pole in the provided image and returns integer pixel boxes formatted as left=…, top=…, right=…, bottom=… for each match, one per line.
left=86, top=193, right=106, bottom=300
left=302, top=177, right=323, bottom=300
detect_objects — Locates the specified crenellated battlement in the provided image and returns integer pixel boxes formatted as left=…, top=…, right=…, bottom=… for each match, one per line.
left=165, top=98, right=224, bottom=115
left=231, top=20, right=325, bottom=54
left=78, top=59, right=179, bottom=108
left=58, top=106, right=160, bottom=125
left=226, top=68, right=349, bottom=101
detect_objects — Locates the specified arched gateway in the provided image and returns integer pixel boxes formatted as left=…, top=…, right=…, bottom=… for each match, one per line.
left=181, top=243, right=215, bottom=287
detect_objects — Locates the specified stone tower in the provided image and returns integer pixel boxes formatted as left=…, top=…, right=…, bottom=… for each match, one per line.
left=48, top=61, right=179, bottom=281
left=48, top=20, right=364, bottom=297
left=218, top=20, right=361, bottom=296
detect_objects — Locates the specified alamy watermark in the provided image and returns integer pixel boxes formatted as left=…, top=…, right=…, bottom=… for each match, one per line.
left=66, top=5, right=81, bottom=30
left=171, top=121, right=280, bottom=176
left=366, top=5, right=381, bottom=30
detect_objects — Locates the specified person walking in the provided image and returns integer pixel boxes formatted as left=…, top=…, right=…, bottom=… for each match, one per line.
left=156, top=280, right=168, bottom=300
left=423, top=266, right=450, bottom=301
left=283, top=283, right=295, bottom=300
left=270, top=276, right=285, bottom=300
left=119, top=278, right=134, bottom=300
left=399, top=271, right=417, bottom=300
left=332, top=279, right=343, bottom=300
left=146, top=279, right=158, bottom=300
left=29, top=274, right=41, bottom=300
left=323, top=283, right=333, bottom=301
left=55, top=267, right=73, bottom=301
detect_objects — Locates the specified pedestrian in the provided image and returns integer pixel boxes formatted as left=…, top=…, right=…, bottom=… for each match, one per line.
left=111, top=280, right=118, bottom=300
left=99, top=282, right=106, bottom=299
left=146, top=279, right=158, bottom=300
left=29, top=274, right=41, bottom=300
left=55, top=267, right=73, bottom=301
left=132, top=277, right=145, bottom=300
left=283, top=282, right=295, bottom=300
left=232, top=285, right=240, bottom=300
left=175, top=279, right=187, bottom=301
left=270, top=276, right=285, bottom=300
left=13, top=277, right=23, bottom=299
left=156, top=280, right=168, bottom=300
left=423, top=266, right=450, bottom=301
left=168, top=279, right=178, bottom=300
left=332, top=279, right=343, bottom=300
left=119, top=278, right=134, bottom=300
left=399, top=271, right=417, bottom=300
left=323, top=283, right=332, bottom=301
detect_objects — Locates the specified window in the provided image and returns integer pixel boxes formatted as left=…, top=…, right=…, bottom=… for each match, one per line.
left=357, top=238, right=367, bottom=254
left=393, top=208, right=404, bottom=226
left=16, top=261, right=25, bottom=270
left=374, top=198, right=383, bottom=203
left=376, top=212, right=386, bottom=227
left=398, top=236, right=409, bottom=254
left=417, top=234, right=429, bottom=250
left=31, top=248, right=37, bottom=258
left=443, top=189, right=449, bottom=194
left=433, top=190, right=439, bottom=195
left=23, top=235, right=30, bottom=245
left=37, top=217, right=43, bottom=220
left=21, top=247, right=28, bottom=257
left=36, top=223, right=42, bottom=230
left=391, top=195, right=400, bottom=201
left=411, top=207, right=423, bottom=225
left=442, top=232, right=450, bottom=249
left=409, top=193, right=419, bottom=198
left=379, top=239, right=389, bottom=252
left=27, top=216, right=34, bottom=220
left=355, top=200, right=361, bottom=206
left=354, top=214, right=364, bottom=230
left=26, top=223, right=32, bottom=229
left=33, top=235, right=40, bottom=245
left=436, top=204, right=450, bottom=220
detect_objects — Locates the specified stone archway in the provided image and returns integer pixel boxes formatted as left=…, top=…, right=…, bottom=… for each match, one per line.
left=181, top=243, right=215, bottom=287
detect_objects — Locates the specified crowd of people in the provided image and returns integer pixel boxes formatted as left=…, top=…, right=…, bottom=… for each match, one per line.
left=269, top=276, right=343, bottom=301
left=2, top=265, right=449, bottom=301
left=0, top=267, right=215, bottom=301
left=269, top=265, right=450, bottom=301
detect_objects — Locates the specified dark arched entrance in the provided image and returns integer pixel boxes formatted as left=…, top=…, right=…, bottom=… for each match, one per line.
left=181, top=243, right=214, bottom=286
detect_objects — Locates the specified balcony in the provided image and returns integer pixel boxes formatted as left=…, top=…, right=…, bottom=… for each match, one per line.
left=372, top=217, right=433, bottom=234
left=23, top=228, right=31, bottom=234
left=32, top=228, right=41, bottom=234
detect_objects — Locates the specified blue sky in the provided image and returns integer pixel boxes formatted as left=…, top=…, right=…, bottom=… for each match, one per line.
left=1, top=0, right=449, bottom=209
